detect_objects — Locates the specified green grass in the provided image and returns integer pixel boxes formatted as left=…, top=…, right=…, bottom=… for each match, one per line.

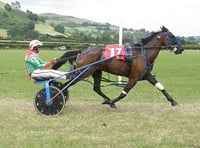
left=0, top=49, right=200, bottom=147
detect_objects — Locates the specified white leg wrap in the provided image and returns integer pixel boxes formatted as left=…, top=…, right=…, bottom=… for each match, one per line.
left=122, top=90, right=127, bottom=95
left=155, top=82, right=164, bottom=90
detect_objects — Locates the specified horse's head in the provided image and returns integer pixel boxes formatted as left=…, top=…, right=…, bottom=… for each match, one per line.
left=158, top=26, right=184, bottom=54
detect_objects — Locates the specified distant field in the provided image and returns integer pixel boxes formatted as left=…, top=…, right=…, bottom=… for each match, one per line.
left=35, top=23, right=68, bottom=36
left=0, top=49, right=200, bottom=147
left=0, top=28, right=7, bottom=37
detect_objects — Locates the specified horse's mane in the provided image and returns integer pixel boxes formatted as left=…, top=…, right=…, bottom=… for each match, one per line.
left=141, top=26, right=168, bottom=45
left=141, top=32, right=160, bottom=45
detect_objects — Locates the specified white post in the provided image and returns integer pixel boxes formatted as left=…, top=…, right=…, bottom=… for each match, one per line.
left=118, top=18, right=123, bottom=84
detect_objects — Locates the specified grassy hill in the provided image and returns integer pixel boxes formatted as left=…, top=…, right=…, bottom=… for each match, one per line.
left=0, top=1, right=30, bottom=29
left=0, top=0, right=153, bottom=44
left=39, top=13, right=120, bottom=35
left=35, top=22, right=67, bottom=36
left=0, top=1, right=66, bottom=38
left=0, top=1, right=128, bottom=40
left=36, top=13, right=102, bottom=36
left=0, top=1, right=115, bottom=34
left=40, top=13, right=96, bottom=25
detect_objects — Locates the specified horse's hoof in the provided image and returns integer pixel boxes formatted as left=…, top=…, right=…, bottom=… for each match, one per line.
left=102, top=99, right=110, bottom=105
left=102, top=99, right=117, bottom=109
left=109, top=103, right=117, bottom=109
left=171, top=101, right=179, bottom=106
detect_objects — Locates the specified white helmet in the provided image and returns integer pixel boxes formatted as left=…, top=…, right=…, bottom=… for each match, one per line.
left=29, top=40, right=43, bottom=50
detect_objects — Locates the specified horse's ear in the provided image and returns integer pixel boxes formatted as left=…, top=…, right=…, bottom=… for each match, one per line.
left=161, top=26, right=168, bottom=32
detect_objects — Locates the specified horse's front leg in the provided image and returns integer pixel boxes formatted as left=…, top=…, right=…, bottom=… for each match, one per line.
left=92, top=70, right=112, bottom=105
left=146, top=73, right=179, bottom=106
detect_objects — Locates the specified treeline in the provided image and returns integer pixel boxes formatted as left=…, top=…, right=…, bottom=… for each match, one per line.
left=0, top=40, right=91, bottom=50
left=0, top=40, right=199, bottom=50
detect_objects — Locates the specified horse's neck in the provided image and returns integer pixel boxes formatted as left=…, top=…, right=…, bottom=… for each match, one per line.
left=145, top=42, right=161, bottom=64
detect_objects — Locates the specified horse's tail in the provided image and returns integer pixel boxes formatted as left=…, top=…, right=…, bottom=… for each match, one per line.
left=52, top=49, right=82, bottom=70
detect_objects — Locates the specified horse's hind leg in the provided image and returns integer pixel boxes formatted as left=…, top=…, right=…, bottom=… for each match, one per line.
left=92, top=70, right=111, bottom=105
left=109, top=78, right=138, bottom=108
left=146, top=73, right=178, bottom=106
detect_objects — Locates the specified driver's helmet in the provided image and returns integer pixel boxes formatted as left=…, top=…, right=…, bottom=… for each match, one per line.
left=29, top=40, right=43, bottom=50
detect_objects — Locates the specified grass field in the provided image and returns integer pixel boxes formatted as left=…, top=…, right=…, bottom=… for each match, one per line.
left=0, top=49, right=200, bottom=147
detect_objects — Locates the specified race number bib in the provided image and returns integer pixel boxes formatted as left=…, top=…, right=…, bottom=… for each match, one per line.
left=105, top=45, right=125, bottom=61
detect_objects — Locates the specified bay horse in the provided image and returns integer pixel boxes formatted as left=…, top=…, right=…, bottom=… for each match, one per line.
left=53, top=26, right=184, bottom=108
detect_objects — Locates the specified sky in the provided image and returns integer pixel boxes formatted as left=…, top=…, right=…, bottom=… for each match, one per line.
left=2, top=0, right=200, bottom=37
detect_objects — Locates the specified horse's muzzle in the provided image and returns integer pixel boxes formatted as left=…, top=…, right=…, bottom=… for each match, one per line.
left=175, top=48, right=184, bottom=54
left=173, top=46, right=184, bottom=54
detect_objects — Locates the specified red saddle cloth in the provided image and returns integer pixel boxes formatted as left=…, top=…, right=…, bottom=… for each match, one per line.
left=105, top=45, right=125, bottom=61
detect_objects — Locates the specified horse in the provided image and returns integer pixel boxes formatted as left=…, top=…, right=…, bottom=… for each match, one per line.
left=52, top=26, right=184, bottom=108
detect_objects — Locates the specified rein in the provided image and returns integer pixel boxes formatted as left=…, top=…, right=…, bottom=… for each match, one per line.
left=127, top=45, right=173, bottom=50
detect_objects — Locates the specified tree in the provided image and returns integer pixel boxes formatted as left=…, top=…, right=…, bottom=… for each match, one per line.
left=11, top=1, right=21, bottom=9
left=99, top=32, right=111, bottom=44
left=4, top=3, right=12, bottom=11
left=7, top=22, right=38, bottom=40
left=23, top=21, right=35, bottom=30
left=26, top=10, right=38, bottom=21
left=54, top=24, right=65, bottom=34
left=50, top=23, right=55, bottom=27
left=38, top=16, right=46, bottom=23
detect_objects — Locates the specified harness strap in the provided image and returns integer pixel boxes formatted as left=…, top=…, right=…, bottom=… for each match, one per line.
left=125, top=47, right=133, bottom=64
left=125, top=47, right=133, bottom=77
left=141, top=47, right=154, bottom=80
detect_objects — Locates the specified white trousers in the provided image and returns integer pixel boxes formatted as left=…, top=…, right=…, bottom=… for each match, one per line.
left=31, top=69, right=67, bottom=80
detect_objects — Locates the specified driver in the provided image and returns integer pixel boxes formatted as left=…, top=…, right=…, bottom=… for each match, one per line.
left=24, top=40, right=68, bottom=80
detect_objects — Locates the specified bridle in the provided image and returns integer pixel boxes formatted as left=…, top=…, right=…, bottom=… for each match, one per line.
left=163, top=31, right=180, bottom=52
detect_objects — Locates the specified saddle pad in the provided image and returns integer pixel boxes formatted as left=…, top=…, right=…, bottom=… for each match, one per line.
left=105, top=45, right=125, bottom=61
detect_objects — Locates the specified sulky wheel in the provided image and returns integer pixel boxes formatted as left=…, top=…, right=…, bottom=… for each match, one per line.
left=34, top=86, right=65, bottom=115
left=50, top=81, right=69, bottom=103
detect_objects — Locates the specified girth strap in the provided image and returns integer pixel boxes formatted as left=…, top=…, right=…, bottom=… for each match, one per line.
left=140, top=47, right=154, bottom=80
left=124, top=47, right=133, bottom=77
left=125, top=47, right=133, bottom=64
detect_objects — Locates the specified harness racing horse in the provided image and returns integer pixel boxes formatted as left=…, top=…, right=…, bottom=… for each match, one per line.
left=53, top=26, right=184, bottom=108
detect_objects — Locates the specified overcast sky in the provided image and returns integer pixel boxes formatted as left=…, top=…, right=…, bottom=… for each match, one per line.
left=2, top=0, right=200, bottom=37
